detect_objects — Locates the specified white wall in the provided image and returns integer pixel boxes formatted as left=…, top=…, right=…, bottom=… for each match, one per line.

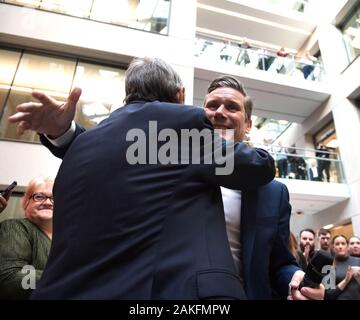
left=0, top=140, right=61, bottom=190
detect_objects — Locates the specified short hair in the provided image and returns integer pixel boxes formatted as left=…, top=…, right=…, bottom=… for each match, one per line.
left=318, top=228, right=331, bottom=237
left=21, top=176, right=54, bottom=211
left=332, top=234, right=348, bottom=245
left=206, top=75, right=253, bottom=120
left=124, top=57, right=183, bottom=104
left=299, top=228, right=315, bottom=238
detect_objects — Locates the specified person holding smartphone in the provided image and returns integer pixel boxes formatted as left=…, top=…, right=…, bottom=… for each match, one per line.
left=0, top=181, right=17, bottom=214
left=0, top=176, right=53, bottom=299
left=0, top=195, right=6, bottom=214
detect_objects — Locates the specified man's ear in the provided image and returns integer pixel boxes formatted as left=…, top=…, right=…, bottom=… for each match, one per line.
left=176, top=86, right=185, bottom=104
left=245, top=119, right=252, bottom=134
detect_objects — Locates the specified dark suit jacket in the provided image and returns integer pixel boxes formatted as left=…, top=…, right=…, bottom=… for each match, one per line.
left=241, top=180, right=300, bottom=299
left=33, top=100, right=274, bottom=299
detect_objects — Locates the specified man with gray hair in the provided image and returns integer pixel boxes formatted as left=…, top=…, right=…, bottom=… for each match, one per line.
left=9, top=57, right=274, bottom=299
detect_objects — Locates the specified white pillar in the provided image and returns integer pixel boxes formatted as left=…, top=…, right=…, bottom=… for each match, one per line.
left=352, top=214, right=360, bottom=236
left=316, top=24, right=349, bottom=79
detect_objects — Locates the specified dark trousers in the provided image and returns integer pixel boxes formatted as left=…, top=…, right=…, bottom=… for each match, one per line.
left=319, top=163, right=331, bottom=182
left=277, top=159, right=288, bottom=178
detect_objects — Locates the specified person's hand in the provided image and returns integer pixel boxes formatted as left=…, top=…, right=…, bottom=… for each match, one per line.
left=287, top=270, right=325, bottom=300
left=344, top=266, right=354, bottom=283
left=0, top=195, right=7, bottom=214
left=8, top=87, right=82, bottom=138
left=353, top=270, right=360, bottom=285
left=303, top=244, right=310, bottom=261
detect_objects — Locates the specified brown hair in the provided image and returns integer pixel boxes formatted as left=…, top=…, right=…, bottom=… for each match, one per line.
left=205, top=75, right=253, bottom=120
left=288, top=232, right=299, bottom=259
left=332, top=234, right=348, bottom=245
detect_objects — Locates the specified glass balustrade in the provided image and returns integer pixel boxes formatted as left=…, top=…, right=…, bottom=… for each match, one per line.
left=195, top=37, right=326, bottom=82
left=3, top=0, right=171, bottom=35
left=254, top=143, right=345, bottom=183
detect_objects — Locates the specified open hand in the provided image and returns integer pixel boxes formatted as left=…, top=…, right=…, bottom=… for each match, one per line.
left=8, top=87, right=82, bottom=138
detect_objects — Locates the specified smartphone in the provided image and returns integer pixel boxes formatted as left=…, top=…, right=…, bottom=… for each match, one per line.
left=1, top=181, right=17, bottom=200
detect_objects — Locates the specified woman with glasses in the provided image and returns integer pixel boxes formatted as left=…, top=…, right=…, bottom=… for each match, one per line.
left=0, top=176, right=54, bottom=299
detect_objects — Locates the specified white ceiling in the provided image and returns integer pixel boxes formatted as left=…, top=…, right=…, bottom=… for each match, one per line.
left=196, top=0, right=317, bottom=51
left=278, top=178, right=350, bottom=215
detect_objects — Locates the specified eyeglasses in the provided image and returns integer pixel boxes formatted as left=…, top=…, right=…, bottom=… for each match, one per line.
left=30, top=193, right=54, bottom=204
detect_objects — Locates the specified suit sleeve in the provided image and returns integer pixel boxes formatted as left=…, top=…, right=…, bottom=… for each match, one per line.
left=39, top=123, right=86, bottom=159
left=196, top=111, right=275, bottom=190
left=269, top=184, right=301, bottom=299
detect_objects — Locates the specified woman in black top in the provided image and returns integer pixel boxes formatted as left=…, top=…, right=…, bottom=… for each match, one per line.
left=325, top=235, right=360, bottom=300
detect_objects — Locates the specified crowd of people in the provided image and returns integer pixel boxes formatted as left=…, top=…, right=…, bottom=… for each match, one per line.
left=259, top=140, right=336, bottom=182
left=211, top=38, right=321, bottom=80
left=0, top=56, right=354, bottom=300
left=291, top=228, right=360, bottom=299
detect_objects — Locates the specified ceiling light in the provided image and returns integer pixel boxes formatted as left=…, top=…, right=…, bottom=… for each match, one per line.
left=323, top=224, right=334, bottom=229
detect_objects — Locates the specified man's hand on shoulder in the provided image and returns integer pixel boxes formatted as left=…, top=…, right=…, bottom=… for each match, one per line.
left=8, top=87, right=82, bottom=138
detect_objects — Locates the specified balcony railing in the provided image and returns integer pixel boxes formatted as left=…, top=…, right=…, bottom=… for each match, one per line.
left=254, top=143, right=345, bottom=183
left=2, top=0, right=170, bottom=34
left=195, top=37, right=326, bottom=82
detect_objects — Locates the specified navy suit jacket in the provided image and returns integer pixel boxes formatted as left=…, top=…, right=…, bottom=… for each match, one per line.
left=241, top=180, right=300, bottom=299
left=33, top=101, right=275, bottom=299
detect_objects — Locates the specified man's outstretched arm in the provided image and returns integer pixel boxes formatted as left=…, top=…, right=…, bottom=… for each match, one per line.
left=8, top=87, right=82, bottom=138
left=8, top=88, right=83, bottom=158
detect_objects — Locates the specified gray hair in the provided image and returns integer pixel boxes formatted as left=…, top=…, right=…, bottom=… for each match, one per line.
left=124, top=57, right=183, bottom=104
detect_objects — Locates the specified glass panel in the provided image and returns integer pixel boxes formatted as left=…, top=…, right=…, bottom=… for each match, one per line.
left=250, top=116, right=291, bottom=144
left=4, top=0, right=170, bottom=34
left=0, top=53, right=76, bottom=142
left=91, top=0, right=170, bottom=34
left=254, top=142, right=346, bottom=183
left=72, top=62, right=126, bottom=129
left=90, top=0, right=135, bottom=25
left=40, top=0, right=92, bottom=18
left=0, top=49, right=21, bottom=119
left=195, top=37, right=326, bottom=82
left=4, top=0, right=40, bottom=8
left=341, top=4, right=360, bottom=64
left=229, top=0, right=314, bottom=16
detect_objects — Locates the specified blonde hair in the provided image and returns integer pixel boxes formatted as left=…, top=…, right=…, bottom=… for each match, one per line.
left=21, top=176, right=54, bottom=211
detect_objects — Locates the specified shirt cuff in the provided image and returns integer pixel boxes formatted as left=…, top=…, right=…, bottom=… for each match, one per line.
left=44, top=121, right=76, bottom=147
